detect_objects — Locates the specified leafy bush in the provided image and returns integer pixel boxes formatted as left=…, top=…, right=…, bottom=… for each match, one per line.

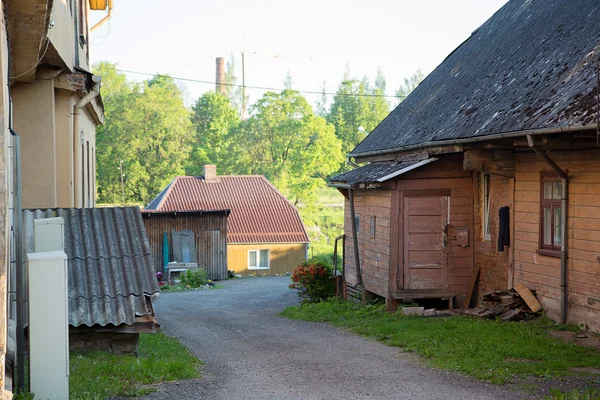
left=180, top=268, right=208, bottom=288
left=289, top=258, right=335, bottom=302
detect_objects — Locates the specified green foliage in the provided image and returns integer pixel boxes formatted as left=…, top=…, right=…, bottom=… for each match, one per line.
left=395, top=68, right=425, bottom=106
left=180, top=268, right=208, bottom=288
left=69, top=333, right=201, bottom=399
left=280, top=300, right=600, bottom=384
left=12, top=391, right=34, bottom=400
left=547, top=388, right=600, bottom=400
left=94, top=62, right=193, bottom=204
left=326, top=72, right=390, bottom=163
left=188, top=91, right=240, bottom=176
left=299, top=188, right=344, bottom=260
left=289, top=258, right=335, bottom=302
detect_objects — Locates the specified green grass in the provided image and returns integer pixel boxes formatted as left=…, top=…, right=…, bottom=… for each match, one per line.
left=69, top=333, right=201, bottom=399
left=280, top=300, right=600, bottom=384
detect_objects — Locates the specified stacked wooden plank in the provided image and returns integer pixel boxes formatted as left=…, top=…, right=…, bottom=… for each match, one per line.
left=461, top=283, right=543, bottom=321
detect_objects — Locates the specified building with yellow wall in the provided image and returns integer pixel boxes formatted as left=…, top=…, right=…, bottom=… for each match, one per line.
left=145, top=166, right=309, bottom=276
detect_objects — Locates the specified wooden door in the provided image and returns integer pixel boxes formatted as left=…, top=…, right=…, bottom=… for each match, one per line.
left=403, top=196, right=448, bottom=290
left=197, top=230, right=227, bottom=280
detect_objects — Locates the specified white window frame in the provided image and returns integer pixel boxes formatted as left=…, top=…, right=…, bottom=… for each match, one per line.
left=248, top=249, right=270, bottom=270
left=482, top=173, right=491, bottom=241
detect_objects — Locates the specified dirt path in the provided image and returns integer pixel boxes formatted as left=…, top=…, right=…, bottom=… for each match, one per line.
left=140, top=277, right=524, bottom=399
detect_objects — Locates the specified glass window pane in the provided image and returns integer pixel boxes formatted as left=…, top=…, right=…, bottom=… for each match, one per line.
left=543, top=208, right=552, bottom=246
left=544, top=182, right=553, bottom=199
left=554, top=207, right=562, bottom=247
left=553, top=181, right=563, bottom=200
left=259, top=250, right=269, bottom=268
left=249, top=251, right=257, bottom=267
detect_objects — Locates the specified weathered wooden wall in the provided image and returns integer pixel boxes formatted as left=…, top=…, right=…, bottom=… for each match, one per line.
left=343, top=188, right=392, bottom=299
left=342, top=155, right=474, bottom=306
left=514, top=150, right=600, bottom=331
left=142, top=213, right=228, bottom=280
left=228, top=243, right=308, bottom=275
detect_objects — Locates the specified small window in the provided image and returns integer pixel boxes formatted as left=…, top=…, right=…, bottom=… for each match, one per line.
left=248, top=249, right=270, bottom=270
left=482, top=173, right=491, bottom=241
left=369, top=216, right=376, bottom=238
left=540, top=173, right=563, bottom=252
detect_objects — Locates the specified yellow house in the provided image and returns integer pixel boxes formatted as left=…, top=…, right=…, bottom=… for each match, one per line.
left=9, top=0, right=109, bottom=209
left=0, top=0, right=111, bottom=395
left=145, top=165, right=310, bottom=276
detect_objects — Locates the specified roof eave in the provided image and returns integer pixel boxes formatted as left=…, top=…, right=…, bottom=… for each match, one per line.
left=348, top=124, right=598, bottom=160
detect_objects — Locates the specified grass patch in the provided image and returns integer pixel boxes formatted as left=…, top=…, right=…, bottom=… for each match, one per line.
left=280, top=300, right=600, bottom=384
left=547, top=388, right=600, bottom=400
left=69, top=332, right=201, bottom=399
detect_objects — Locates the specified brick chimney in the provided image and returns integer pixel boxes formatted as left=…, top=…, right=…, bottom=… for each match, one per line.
left=203, top=165, right=217, bottom=182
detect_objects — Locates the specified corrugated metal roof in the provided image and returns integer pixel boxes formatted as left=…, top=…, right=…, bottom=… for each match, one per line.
left=330, top=159, right=437, bottom=186
left=24, top=207, right=159, bottom=327
left=145, top=176, right=310, bottom=244
left=351, top=0, right=600, bottom=157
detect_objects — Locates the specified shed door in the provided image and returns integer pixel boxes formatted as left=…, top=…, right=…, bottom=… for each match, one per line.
left=403, top=196, right=448, bottom=290
left=197, top=230, right=226, bottom=280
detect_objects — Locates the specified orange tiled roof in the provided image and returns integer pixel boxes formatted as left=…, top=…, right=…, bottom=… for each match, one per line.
left=145, top=176, right=309, bottom=244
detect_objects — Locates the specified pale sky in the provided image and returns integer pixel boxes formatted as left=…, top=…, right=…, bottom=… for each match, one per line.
left=90, top=0, right=509, bottom=107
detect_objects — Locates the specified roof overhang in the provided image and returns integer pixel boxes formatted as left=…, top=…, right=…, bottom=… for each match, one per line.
left=330, top=158, right=438, bottom=189
left=349, top=124, right=597, bottom=163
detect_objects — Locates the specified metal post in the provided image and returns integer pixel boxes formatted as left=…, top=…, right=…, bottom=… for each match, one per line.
left=119, top=157, right=125, bottom=205
left=241, top=52, right=246, bottom=120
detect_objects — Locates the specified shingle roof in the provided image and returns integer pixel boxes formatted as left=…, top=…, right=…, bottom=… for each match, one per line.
left=351, top=0, right=600, bottom=157
left=330, top=159, right=437, bottom=186
left=24, top=207, right=159, bottom=327
left=145, top=176, right=310, bottom=244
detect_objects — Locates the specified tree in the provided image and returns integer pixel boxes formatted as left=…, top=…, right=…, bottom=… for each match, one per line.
left=188, top=91, right=240, bottom=175
left=94, top=63, right=193, bottom=204
left=326, top=72, right=390, bottom=161
left=395, top=68, right=425, bottom=106
left=241, top=90, right=343, bottom=204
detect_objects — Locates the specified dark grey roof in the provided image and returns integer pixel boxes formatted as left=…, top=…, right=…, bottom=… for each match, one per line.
left=351, top=0, right=600, bottom=157
left=330, top=159, right=437, bottom=186
left=24, top=207, right=159, bottom=327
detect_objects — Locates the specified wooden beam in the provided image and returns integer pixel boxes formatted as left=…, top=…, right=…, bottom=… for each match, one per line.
left=463, top=150, right=514, bottom=177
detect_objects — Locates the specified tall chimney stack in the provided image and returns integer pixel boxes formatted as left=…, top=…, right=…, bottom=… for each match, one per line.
left=215, top=57, right=226, bottom=95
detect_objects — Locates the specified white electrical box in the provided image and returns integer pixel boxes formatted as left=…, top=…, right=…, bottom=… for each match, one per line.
left=28, top=216, right=69, bottom=399
left=33, top=217, right=65, bottom=252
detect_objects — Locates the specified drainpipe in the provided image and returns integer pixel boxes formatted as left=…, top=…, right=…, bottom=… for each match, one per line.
left=348, top=188, right=363, bottom=288
left=73, top=81, right=100, bottom=208
left=91, top=0, right=114, bottom=32
left=527, top=135, right=568, bottom=323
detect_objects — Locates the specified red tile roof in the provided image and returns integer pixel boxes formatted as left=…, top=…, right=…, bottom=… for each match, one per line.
left=145, top=176, right=309, bottom=244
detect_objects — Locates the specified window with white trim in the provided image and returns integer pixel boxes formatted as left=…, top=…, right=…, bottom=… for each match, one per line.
left=482, top=173, right=491, bottom=241
left=248, top=249, right=270, bottom=270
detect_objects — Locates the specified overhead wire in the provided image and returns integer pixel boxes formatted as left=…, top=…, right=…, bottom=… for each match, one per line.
left=115, top=68, right=406, bottom=99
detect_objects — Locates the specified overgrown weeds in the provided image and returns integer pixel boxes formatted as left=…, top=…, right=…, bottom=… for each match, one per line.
left=280, top=299, right=600, bottom=384
left=69, top=333, right=201, bottom=399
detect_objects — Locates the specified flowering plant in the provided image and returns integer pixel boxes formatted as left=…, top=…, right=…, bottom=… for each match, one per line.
left=289, top=258, right=334, bottom=302
left=156, top=271, right=163, bottom=282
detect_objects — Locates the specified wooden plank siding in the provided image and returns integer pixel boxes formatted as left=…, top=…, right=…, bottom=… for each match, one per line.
left=142, top=213, right=228, bottom=280
left=343, top=189, right=392, bottom=298
left=342, top=154, right=474, bottom=306
left=513, top=150, right=600, bottom=331
left=227, top=243, right=308, bottom=275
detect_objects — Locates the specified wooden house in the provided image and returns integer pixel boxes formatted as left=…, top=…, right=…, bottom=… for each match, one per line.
left=142, top=210, right=230, bottom=280
left=145, top=165, right=309, bottom=276
left=331, top=0, right=600, bottom=331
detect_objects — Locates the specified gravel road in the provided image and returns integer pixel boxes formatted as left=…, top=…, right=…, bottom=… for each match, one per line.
left=141, top=277, right=523, bottom=399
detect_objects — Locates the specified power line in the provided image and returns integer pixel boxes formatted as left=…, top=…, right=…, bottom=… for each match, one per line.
left=115, top=68, right=405, bottom=99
